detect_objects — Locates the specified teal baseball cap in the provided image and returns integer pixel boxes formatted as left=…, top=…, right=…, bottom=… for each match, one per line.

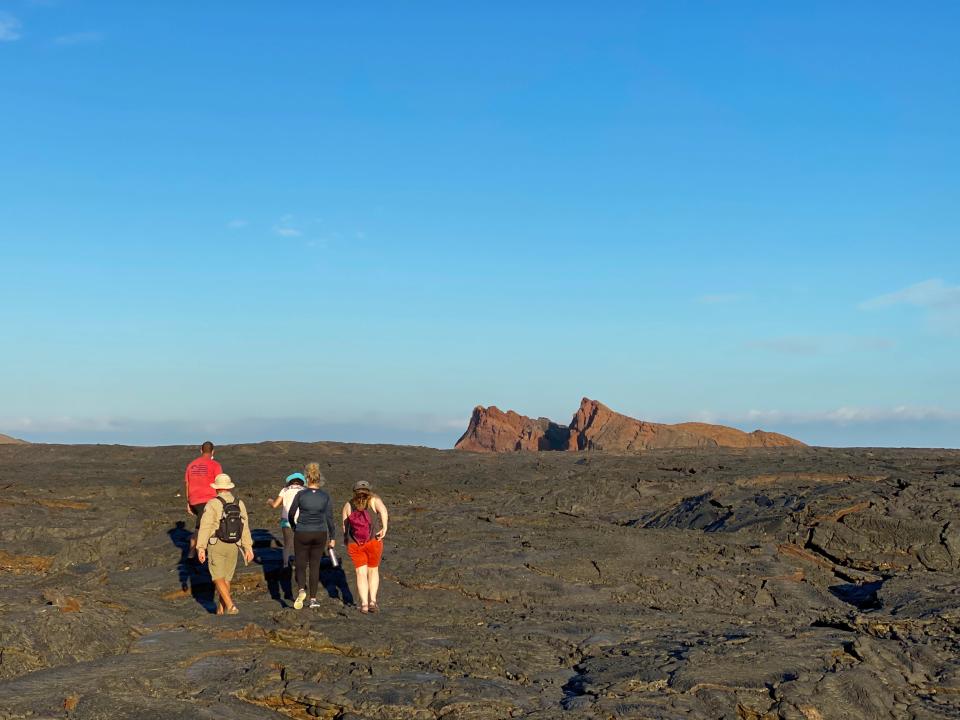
left=285, top=472, right=305, bottom=485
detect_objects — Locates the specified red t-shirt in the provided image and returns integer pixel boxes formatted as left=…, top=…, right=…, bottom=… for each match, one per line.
left=185, top=455, right=223, bottom=505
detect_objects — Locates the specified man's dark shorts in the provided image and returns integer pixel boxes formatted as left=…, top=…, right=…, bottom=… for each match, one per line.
left=190, top=503, right=207, bottom=530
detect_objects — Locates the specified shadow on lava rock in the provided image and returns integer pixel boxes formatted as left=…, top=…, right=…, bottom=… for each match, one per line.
left=320, top=553, right=355, bottom=606
left=167, top=520, right=216, bottom=613
left=252, top=528, right=293, bottom=606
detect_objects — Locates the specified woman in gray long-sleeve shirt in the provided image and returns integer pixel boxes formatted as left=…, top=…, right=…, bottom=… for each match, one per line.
left=288, top=462, right=336, bottom=609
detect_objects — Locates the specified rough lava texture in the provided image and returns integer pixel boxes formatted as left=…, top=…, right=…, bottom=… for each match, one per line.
left=0, top=441, right=958, bottom=719
left=0, top=433, right=26, bottom=444
left=457, top=397, right=805, bottom=453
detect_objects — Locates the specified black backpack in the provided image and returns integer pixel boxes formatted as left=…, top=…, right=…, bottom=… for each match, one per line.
left=215, top=496, right=244, bottom=543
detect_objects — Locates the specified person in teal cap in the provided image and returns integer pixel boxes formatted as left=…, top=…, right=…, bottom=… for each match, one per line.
left=267, top=472, right=305, bottom=567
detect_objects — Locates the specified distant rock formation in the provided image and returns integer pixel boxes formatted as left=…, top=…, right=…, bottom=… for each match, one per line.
left=0, top=433, right=27, bottom=445
left=455, top=398, right=805, bottom=453
left=568, top=399, right=803, bottom=450
left=454, top=406, right=570, bottom=452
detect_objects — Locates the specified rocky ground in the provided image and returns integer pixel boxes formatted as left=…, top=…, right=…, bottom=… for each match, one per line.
left=0, top=442, right=959, bottom=719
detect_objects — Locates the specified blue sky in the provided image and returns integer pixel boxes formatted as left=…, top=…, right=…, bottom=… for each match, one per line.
left=1, top=1, right=958, bottom=448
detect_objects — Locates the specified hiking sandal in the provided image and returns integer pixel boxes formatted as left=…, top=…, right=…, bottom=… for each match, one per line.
left=226, top=606, right=239, bottom=615
left=360, top=604, right=369, bottom=614
left=369, top=602, right=379, bottom=613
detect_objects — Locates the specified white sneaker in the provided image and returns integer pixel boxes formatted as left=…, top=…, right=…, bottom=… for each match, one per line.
left=293, top=589, right=306, bottom=610
left=308, top=598, right=321, bottom=609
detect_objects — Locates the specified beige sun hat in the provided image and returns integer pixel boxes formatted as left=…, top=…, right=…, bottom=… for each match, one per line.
left=211, top=473, right=235, bottom=490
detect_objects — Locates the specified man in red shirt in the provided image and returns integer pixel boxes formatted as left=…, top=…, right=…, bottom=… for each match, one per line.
left=184, top=441, right=223, bottom=559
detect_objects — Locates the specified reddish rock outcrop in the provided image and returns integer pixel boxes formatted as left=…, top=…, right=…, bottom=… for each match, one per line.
left=671, top=422, right=804, bottom=449
left=569, top=399, right=805, bottom=451
left=455, top=406, right=569, bottom=452
left=0, top=433, right=26, bottom=445
left=567, top=398, right=714, bottom=451
left=455, top=398, right=805, bottom=453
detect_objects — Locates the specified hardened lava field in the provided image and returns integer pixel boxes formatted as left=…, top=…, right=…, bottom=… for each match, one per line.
left=0, top=442, right=958, bottom=719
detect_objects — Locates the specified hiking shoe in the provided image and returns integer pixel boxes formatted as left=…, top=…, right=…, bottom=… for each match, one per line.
left=293, top=589, right=306, bottom=610
left=308, top=598, right=321, bottom=609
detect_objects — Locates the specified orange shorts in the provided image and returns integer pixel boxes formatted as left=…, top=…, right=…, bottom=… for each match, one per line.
left=347, top=539, right=383, bottom=568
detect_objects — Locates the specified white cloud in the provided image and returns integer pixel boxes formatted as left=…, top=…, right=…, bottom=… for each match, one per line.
left=860, top=279, right=960, bottom=334
left=0, top=414, right=464, bottom=448
left=859, top=279, right=960, bottom=311
left=694, top=406, right=960, bottom=427
left=53, top=31, right=102, bottom=46
left=273, top=215, right=303, bottom=238
left=1, top=416, right=119, bottom=432
left=0, top=13, right=22, bottom=41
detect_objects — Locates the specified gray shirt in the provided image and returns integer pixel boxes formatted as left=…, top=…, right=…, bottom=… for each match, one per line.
left=288, top=487, right=336, bottom=536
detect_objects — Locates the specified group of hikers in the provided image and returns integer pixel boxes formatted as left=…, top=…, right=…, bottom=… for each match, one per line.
left=183, top=441, right=389, bottom=616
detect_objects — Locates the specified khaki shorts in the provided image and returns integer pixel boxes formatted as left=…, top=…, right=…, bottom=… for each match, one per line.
left=207, top=539, right=239, bottom=581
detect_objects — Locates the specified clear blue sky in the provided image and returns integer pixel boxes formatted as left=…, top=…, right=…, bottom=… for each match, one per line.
left=1, top=1, right=958, bottom=448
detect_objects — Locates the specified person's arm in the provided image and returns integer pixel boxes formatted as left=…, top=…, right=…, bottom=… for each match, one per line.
left=341, top=502, right=351, bottom=545
left=196, top=499, right=217, bottom=561
left=373, top=496, right=389, bottom=540
left=185, top=468, right=193, bottom=514
left=268, top=490, right=283, bottom=508
left=239, top=501, right=255, bottom=562
left=324, top=492, right=336, bottom=546
left=288, top=492, right=301, bottom=532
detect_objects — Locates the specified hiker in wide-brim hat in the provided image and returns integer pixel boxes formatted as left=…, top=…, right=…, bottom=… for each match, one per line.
left=197, top=473, right=254, bottom=615
left=342, top=479, right=389, bottom=614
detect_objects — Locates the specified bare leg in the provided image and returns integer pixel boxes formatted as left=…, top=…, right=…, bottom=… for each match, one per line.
left=188, top=534, right=197, bottom=559
left=354, top=565, right=369, bottom=609
left=369, top=566, right=380, bottom=606
left=213, top=579, right=234, bottom=612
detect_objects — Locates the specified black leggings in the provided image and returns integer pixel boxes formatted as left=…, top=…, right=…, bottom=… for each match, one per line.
left=294, top=530, right=328, bottom=599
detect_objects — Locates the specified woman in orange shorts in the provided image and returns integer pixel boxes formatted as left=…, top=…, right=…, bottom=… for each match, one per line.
left=342, top=480, right=389, bottom=613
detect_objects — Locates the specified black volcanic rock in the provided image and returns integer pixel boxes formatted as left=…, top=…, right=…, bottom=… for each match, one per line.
left=0, top=442, right=958, bottom=718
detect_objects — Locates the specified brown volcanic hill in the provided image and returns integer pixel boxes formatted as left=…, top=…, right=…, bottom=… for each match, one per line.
left=0, top=433, right=27, bottom=445
left=455, top=398, right=805, bottom=452
left=569, top=398, right=717, bottom=451
left=571, top=399, right=805, bottom=450
left=672, top=422, right=804, bottom=449
left=454, top=406, right=569, bottom=452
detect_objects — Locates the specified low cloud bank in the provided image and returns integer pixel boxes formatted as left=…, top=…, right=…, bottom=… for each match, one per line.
left=1, top=416, right=463, bottom=449
left=4, top=407, right=957, bottom=449
left=689, top=407, right=960, bottom=449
